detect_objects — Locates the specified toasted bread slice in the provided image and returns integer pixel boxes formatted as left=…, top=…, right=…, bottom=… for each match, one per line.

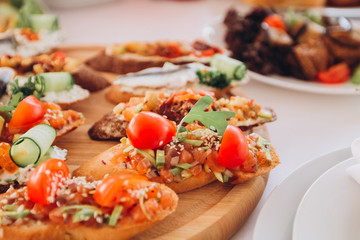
left=74, top=132, right=280, bottom=193
left=0, top=176, right=178, bottom=240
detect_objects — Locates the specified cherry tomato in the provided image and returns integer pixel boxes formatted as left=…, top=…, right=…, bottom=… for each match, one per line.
left=126, top=112, right=176, bottom=149
left=8, top=95, right=46, bottom=133
left=217, top=125, right=249, bottom=168
left=317, top=63, right=351, bottom=84
left=94, top=174, right=149, bottom=207
left=52, top=51, right=66, bottom=61
left=166, top=43, right=182, bottom=58
left=27, top=159, right=69, bottom=205
left=199, top=90, right=215, bottom=98
left=263, top=14, right=286, bottom=31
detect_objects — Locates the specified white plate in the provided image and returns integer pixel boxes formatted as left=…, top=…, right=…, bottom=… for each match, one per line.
left=249, top=71, right=360, bottom=95
left=293, top=157, right=360, bottom=240
left=203, top=15, right=360, bottom=95
left=324, top=7, right=360, bottom=19
left=253, top=147, right=352, bottom=240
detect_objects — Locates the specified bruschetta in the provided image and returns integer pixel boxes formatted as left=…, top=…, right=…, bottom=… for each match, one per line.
left=76, top=95, right=279, bottom=193
left=104, top=54, right=248, bottom=104
left=0, top=159, right=178, bottom=240
left=0, top=51, right=110, bottom=93
left=86, top=40, right=223, bottom=75
left=0, top=95, right=84, bottom=193
left=88, top=89, right=275, bottom=141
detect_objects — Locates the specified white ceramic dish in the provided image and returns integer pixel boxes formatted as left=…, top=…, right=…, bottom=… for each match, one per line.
left=252, top=147, right=352, bottom=240
left=293, top=157, right=360, bottom=240
left=203, top=15, right=360, bottom=95
left=249, top=71, right=360, bottom=95
left=324, top=7, right=360, bottom=19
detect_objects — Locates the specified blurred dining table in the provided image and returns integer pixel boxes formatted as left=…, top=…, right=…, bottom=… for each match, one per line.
left=47, top=0, right=360, bottom=239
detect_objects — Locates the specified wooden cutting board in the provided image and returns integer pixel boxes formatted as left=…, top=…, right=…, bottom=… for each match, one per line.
left=54, top=45, right=270, bottom=240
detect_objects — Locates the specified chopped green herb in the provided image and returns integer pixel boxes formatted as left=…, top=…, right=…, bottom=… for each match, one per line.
left=135, top=149, right=156, bottom=166
left=183, top=139, right=203, bottom=146
left=156, top=150, right=165, bottom=169
left=223, top=173, right=229, bottom=183
left=176, top=163, right=193, bottom=169
left=123, top=145, right=134, bottom=153
left=72, top=208, right=95, bottom=223
left=2, top=205, right=18, bottom=211
left=0, top=209, right=30, bottom=219
left=108, top=205, right=123, bottom=227
left=170, top=167, right=182, bottom=176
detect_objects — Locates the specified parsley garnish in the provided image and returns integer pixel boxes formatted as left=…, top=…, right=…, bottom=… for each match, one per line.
left=0, top=76, right=45, bottom=119
left=176, top=95, right=235, bottom=138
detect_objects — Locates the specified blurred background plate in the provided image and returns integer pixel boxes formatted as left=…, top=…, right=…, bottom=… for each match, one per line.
left=202, top=14, right=360, bottom=95
left=253, top=147, right=351, bottom=240
left=293, top=157, right=360, bottom=240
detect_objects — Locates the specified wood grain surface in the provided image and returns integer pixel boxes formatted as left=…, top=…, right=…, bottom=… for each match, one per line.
left=54, top=45, right=269, bottom=240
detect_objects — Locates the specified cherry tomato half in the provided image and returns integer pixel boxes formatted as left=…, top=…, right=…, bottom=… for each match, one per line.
left=217, top=125, right=249, bottom=168
left=52, top=51, right=66, bottom=61
left=93, top=174, right=149, bottom=207
left=8, top=95, right=46, bottom=133
left=27, top=159, right=69, bottom=205
left=263, top=14, right=286, bottom=31
left=126, top=112, right=176, bottom=149
left=317, top=63, right=351, bottom=84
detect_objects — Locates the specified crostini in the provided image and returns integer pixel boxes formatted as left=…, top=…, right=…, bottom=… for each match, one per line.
left=0, top=159, right=178, bottom=240
left=105, top=54, right=248, bottom=104
left=88, top=89, right=275, bottom=141
left=86, top=40, right=223, bottom=75
left=76, top=95, right=280, bottom=193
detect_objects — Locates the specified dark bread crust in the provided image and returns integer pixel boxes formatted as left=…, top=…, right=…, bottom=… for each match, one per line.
left=88, top=112, right=128, bottom=140
left=72, top=64, right=111, bottom=92
left=86, top=50, right=166, bottom=74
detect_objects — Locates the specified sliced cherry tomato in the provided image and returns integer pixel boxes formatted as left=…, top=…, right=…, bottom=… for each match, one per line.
left=8, top=95, right=46, bottom=133
left=317, top=63, right=351, bottom=84
left=201, top=48, right=216, bottom=57
left=217, top=125, right=249, bottom=168
left=199, top=90, right=215, bottom=98
left=52, top=51, right=66, bottom=61
left=93, top=174, right=149, bottom=207
left=27, top=159, right=69, bottom=205
left=263, top=14, right=286, bottom=31
left=126, top=112, right=176, bottom=149
left=165, top=43, right=182, bottom=58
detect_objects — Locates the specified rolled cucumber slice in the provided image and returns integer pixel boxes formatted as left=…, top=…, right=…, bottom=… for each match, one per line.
left=35, top=72, right=74, bottom=93
left=29, top=14, right=59, bottom=31
left=210, top=54, right=247, bottom=81
left=10, top=124, right=57, bottom=167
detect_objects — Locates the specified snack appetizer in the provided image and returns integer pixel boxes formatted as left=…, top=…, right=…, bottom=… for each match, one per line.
left=105, top=54, right=248, bottom=104
left=0, top=95, right=84, bottom=142
left=0, top=0, right=63, bottom=57
left=0, top=95, right=84, bottom=193
left=0, top=51, right=110, bottom=93
left=0, top=159, right=178, bottom=240
left=88, top=89, right=275, bottom=141
left=86, top=40, right=223, bottom=74
left=76, top=95, right=279, bottom=193
left=224, top=7, right=360, bottom=84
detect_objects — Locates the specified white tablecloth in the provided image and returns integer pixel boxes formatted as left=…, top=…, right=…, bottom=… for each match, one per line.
left=49, top=0, right=360, bottom=238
